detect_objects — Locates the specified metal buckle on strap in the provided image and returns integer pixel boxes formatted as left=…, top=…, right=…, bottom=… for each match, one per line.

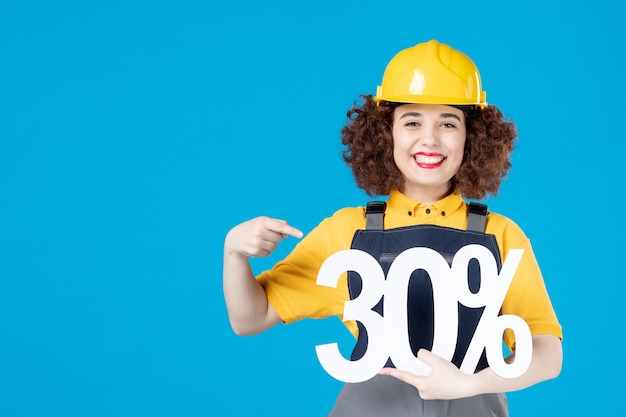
left=467, top=202, right=488, bottom=232
left=365, top=201, right=386, bottom=230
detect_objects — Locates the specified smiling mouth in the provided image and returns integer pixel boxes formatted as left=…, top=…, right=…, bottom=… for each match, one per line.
left=413, top=154, right=445, bottom=164
left=413, top=154, right=446, bottom=168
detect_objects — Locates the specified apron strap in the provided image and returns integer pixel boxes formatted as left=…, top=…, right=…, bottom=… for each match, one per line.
left=467, top=202, right=488, bottom=232
left=366, top=200, right=489, bottom=233
left=365, top=201, right=386, bottom=230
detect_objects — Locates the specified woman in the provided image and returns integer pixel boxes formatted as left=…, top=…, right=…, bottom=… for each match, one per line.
left=223, top=40, right=562, bottom=417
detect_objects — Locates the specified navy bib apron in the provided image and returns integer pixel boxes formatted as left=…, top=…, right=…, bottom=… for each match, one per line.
left=327, top=201, right=509, bottom=417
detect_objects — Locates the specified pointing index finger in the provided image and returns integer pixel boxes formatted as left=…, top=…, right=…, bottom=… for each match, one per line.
left=268, top=218, right=303, bottom=239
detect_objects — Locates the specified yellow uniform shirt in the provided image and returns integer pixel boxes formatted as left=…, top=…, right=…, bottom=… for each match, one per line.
left=258, top=189, right=562, bottom=350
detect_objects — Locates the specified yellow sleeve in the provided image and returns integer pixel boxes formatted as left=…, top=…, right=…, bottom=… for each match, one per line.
left=257, top=207, right=364, bottom=331
left=490, top=215, right=563, bottom=349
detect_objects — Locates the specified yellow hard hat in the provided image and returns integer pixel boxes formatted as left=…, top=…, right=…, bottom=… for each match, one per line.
left=375, top=40, right=487, bottom=108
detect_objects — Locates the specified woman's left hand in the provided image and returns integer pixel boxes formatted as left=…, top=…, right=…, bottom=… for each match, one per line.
left=378, top=349, right=473, bottom=400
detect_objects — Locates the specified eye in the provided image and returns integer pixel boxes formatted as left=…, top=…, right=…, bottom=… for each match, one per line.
left=441, top=122, right=457, bottom=128
left=404, top=121, right=421, bottom=127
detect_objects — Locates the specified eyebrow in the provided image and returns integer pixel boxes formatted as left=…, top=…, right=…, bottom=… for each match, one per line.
left=398, top=112, right=462, bottom=121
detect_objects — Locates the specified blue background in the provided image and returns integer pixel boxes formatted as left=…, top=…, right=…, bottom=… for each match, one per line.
left=1, top=0, right=624, bottom=415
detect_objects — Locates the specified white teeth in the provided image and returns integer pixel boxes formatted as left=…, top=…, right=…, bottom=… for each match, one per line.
left=413, top=154, right=444, bottom=164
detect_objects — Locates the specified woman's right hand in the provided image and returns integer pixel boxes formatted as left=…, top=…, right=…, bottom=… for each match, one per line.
left=223, top=216, right=303, bottom=335
left=224, top=216, right=303, bottom=258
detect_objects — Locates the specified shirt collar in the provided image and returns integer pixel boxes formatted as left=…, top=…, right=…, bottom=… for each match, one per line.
left=387, top=189, right=466, bottom=217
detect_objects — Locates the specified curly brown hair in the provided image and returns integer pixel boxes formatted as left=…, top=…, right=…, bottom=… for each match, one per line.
left=340, top=95, right=517, bottom=200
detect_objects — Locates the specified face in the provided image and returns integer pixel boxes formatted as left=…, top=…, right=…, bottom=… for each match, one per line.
left=392, top=103, right=466, bottom=203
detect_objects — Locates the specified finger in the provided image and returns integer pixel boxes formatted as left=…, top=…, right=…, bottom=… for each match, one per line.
left=265, top=218, right=303, bottom=239
left=247, top=248, right=272, bottom=258
left=417, top=348, right=440, bottom=366
left=260, top=229, right=290, bottom=245
left=257, top=236, right=280, bottom=253
left=378, top=367, right=422, bottom=385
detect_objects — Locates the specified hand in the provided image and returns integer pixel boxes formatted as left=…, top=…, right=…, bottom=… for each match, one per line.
left=225, top=216, right=303, bottom=258
left=378, top=349, right=473, bottom=400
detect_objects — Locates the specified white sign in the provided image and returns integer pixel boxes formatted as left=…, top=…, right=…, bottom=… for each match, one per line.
left=315, top=244, right=532, bottom=382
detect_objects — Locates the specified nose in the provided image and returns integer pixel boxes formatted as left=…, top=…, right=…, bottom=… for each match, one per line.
left=419, top=123, right=439, bottom=147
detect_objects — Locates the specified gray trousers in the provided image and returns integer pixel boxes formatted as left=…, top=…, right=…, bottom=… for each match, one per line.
left=327, top=375, right=508, bottom=417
